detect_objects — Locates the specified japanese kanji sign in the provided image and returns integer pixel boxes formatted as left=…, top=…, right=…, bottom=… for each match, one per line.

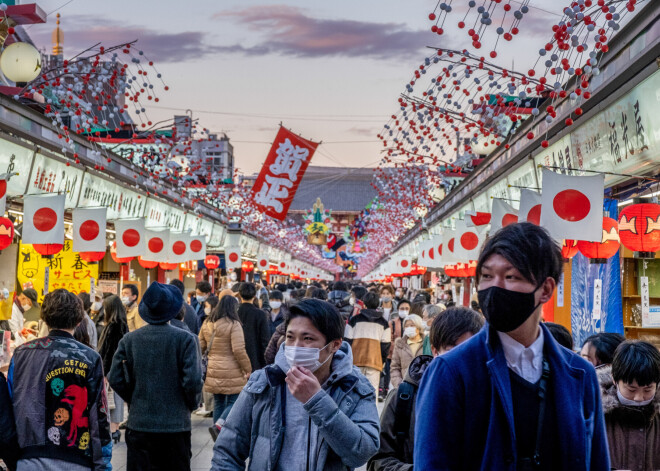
left=251, top=126, right=319, bottom=220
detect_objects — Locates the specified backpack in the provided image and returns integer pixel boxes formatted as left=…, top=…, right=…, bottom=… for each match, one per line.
left=393, top=380, right=416, bottom=456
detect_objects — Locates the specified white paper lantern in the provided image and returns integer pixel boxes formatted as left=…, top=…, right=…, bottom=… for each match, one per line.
left=0, top=42, right=42, bottom=83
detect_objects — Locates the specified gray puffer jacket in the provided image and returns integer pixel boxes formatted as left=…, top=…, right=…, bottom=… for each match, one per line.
left=211, top=341, right=380, bottom=471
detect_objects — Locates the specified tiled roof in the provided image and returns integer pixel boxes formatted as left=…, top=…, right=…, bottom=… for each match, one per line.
left=289, top=166, right=377, bottom=212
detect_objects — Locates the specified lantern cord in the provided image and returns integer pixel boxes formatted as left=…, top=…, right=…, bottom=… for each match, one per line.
left=539, top=165, right=660, bottom=183
left=507, top=184, right=541, bottom=190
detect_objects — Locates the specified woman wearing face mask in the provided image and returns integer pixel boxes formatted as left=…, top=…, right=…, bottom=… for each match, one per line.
left=264, top=290, right=289, bottom=365
left=201, top=296, right=219, bottom=326
left=599, top=340, right=660, bottom=471
left=211, top=299, right=379, bottom=471
left=390, top=314, right=426, bottom=388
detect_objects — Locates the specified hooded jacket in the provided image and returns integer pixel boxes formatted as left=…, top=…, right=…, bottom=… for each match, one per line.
left=345, top=308, right=391, bottom=371
left=599, top=365, right=660, bottom=471
left=414, top=323, right=610, bottom=470
left=211, top=341, right=380, bottom=471
left=7, top=330, right=110, bottom=471
left=368, top=355, right=433, bottom=471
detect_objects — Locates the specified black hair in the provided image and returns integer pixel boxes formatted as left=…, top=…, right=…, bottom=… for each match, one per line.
left=398, top=299, right=412, bottom=310
left=363, top=291, right=380, bottom=309
left=205, top=296, right=219, bottom=311
left=209, top=295, right=241, bottom=323
left=231, top=283, right=242, bottom=294
left=275, top=283, right=287, bottom=292
left=411, top=301, right=426, bottom=316
left=308, top=287, right=327, bottom=301
left=612, top=340, right=660, bottom=387
left=414, top=292, right=431, bottom=304
left=583, top=332, right=625, bottom=366
left=103, top=295, right=127, bottom=326
left=239, top=282, right=257, bottom=300
left=333, top=281, right=348, bottom=292
left=269, top=290, right=284, bottom=301
left=169, top=279, right=185, bottom=295
left=73, top=322, right=91, bottom=347
left=77, top=292, right=91, bottom=312
left=286, top=283, right=295, bottom=291
left=351, top=286, right=368, bottom=301
left=123, top=284, right=139, bottom=298
left=196, top=281, right=212, bottom=294
left=176, top=305, right=186, bottom=321
left=285, top=299, right=344, bottom=343
left=477, top=222, right=563, bottom=286
left=429, top=306, right=484, bottom=350
left=42, top=289, right=85, bottom=330
left=544, top=322, right=573, bottom=350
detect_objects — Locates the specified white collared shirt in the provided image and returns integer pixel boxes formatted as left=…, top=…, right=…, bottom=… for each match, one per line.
left=497, top=328, right=544, bottom=383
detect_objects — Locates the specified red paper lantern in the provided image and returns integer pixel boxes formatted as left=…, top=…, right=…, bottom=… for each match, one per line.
left=466, top=260, right=477, bottom=277
left=241, top=260, right=254, bottom=272
left=159, top=262, right=178, bottom=270
left=561, top=240, right=579, bottom=260
left=618, top=203, right=660, bottom=258
left=137, top=257, right=159, bottom=269
left=205, top=255, right=220, bottom=270
left=0, top=217, right=14, bottom=250
left=80, top=251, right=106, bottom=263
left=577, top=217, right=620, bottom=263
left=444, top=264, right=456, bottom=277
left=110, top=242, right=134, bottom=264
left=34, top=243, right=64, bottom=258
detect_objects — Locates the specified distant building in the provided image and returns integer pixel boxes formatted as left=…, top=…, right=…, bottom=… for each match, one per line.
left=171, top=128, right=234, bottom=184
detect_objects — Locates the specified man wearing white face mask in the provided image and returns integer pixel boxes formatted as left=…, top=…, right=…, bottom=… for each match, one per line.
left=212, top=299, right=379, bottom=471
left=123, top=284, right=145, bottom=331
left=599, top=340, right=660, bottom=470
left=7, top=288, right=39, bottom=347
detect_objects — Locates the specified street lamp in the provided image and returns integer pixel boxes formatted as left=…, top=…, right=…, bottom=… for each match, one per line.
left=0, top=42, right=42, bottom=86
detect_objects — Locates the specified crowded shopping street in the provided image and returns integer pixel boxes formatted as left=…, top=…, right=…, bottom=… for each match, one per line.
left=0, top=0, right=659, bottom=470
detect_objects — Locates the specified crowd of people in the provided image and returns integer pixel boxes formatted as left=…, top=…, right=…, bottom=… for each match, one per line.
left=1, top=223, right=660, bottom=470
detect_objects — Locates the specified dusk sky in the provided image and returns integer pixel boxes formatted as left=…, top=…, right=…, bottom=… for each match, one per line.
left=28, top=0, right=570, bottom=175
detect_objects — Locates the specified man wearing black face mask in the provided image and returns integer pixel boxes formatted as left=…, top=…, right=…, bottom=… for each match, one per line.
left=414, top=222, right=610, bottom=471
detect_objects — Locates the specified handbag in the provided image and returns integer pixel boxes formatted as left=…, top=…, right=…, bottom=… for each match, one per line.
left=201, top=324, right=216, bottom=382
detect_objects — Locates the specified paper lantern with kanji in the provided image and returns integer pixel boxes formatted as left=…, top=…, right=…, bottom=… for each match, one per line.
left=34, top=243, right=63, bottom=258
left=618, top=203, right=660, bottom=258
left=159, top=262, right=178, bottom=271
left=138, top=257, right=159, bottom=269
left=561, top=240, right=579, bottom=260
left=80, top=251, right=106, bottom=263
left=205, top=255, right=220, bottom=270
left=0, top=216, right=14, bottom=250
left=242, top=260, right=254, bottom=272
left=577, top=217, right=620, bottom=263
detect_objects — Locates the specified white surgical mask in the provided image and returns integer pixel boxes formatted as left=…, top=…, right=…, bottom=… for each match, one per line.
left=404, top=326, right=418, bottom=338
left=617, top=388, right=654, bottom=407
left=121, top=296, right=130, bottom=306
left=396, top=291, right=403, bottom=298
left=349, top=298, right=355, bottom=306
left=196, top=295, right=207, bottom=304
left=399, top=309, right=410, bottom=317
left=21, top=304, right=31, bottom=311
left=92, top=302, right=102, bottom=311
left=381, top=296, right=392, bottom=303
left=204, top=307, right=211, bottom=315
left=285, top=343, right=332, bottom=372
left=271, top=301, right=282, bottom=309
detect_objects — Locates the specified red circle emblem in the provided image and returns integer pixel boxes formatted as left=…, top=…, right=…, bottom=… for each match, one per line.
left=122, top=229, right=140, bottom=247
left=172, top=241, right=186, bottom=255
left=401, top=259, right=409, bottom=268
left=148, top=237, right=164, bottom=253
left=79, top=220, right=99, bottom=241
left=461, top=232, right=479, bottom=250
left=527, top=205, right=542, bottom=225
left=259, top=259, right=268, bottom=267
left=0, top=180, right=7, bottom=199
left=429, top=247, right=435, bottom=260
left=33, top=207, right=57, bottom=232
left=553, top=190, right=591, bottom=221
left=190, top=239, right=203, bottom=253
left=229, top=252, right=239, bottom=263
left=448, top=238, right=455, bottom=252
left=502, top=213, right=518, bottom=227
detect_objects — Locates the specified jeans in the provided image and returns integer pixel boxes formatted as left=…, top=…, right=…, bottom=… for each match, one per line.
left=213, top=393, right=239, bottom=423
left=380, top=358, right=391, bottom=396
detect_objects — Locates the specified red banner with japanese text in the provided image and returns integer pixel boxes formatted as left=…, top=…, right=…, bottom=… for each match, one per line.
left=251, top=126, right=319, bottom=220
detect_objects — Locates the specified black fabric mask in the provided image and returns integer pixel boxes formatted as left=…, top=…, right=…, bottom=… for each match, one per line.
left=477, top=285, right=541, bottom=332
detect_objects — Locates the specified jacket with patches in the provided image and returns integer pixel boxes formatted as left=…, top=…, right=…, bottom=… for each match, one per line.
left=7, top=330, right=110, bottom=471
left=345, top=309, right=391, bottom=371
left=599, top=365, right=660, bottom=471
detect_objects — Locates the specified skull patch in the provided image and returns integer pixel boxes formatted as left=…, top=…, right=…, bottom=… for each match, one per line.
left=47, top=426, right=61, bottom=445
left=53, top=407, right=70, bottom=427
left=50, top=378, right=65, bottom=397
left=78, top=432, right=90, bottom=451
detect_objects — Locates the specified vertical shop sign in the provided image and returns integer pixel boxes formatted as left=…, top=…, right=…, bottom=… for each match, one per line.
left=557, top=272, right=565, bottom=307
left=641, top=276, right=650, bottom=325
left=592, top=279, right=602, bottom=320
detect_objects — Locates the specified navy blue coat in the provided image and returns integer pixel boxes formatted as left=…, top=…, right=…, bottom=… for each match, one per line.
left=414, top=323, right=610, bottom=471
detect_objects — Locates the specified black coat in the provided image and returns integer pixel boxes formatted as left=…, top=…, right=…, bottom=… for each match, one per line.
left=183, top=303, right=199, bottom=334
left=238, top=303, right=271, bottom=371
left=0, top=372, right=17, bottom=470
left=98, top=321, right=128, bottom=376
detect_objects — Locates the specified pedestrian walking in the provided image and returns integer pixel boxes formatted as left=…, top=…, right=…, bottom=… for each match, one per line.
left=368, top=306, right=483, bottom=471
left=267, top=290, right=287, bottom=337
left=211, top=299, right=380, bottom=470
left=421, top=304, right=445, bottom=355
left=97, top=295, right=129, bottom=444
left=390, top=314, right=425, bottom=388
left=7, top=288, right=111, bottom=470
left=170, top=279, right=199, bottom=334
left=108, top=282, right=202, bottom=471
left=237, top=282, right=270, bottom=372
left=345, top=291, right=391, bottom=390
left=581, top=332, right=625, bottom=368
left=122, top=284, right=144, bottom=332
left=193, top=281, right=213, bottom=331
left=599, top=340, right=660, bottom=471
left=199, top=295, right=251, bottom=425
left=414, top=223, right=610, bottom=470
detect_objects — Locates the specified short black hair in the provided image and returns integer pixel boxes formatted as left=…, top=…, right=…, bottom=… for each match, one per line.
left=351, top=286, right=367, bottom=301
left=477, top=222, right=563, bottom=286
left=176, top=305, right=186, bottom=321
left=333, top=281, right=348, bottom=292
left=42, top=289, right=85, bottom=330
left=239, top=282, right=257, bottom=300
left=414, top=292, right=431, bottom=304
left=429, top=306, right=483, bottom=350
left=583, top=332, right=625, bottom=366
left=270, top=290, right=284, bottom=301
left=231, top=283, right=242, bottom=294
left=363, top=291, right=380, bottom=309
left=544, top=322, right=573, bottom=350
left=275, top=283, right=287, bottom=292
left=612, top=341, right=660, bottom=387
left=308, top=287, right=327, bottom=301
left=285, top=299, right=344, bottom=343
left=411, top=301, right=426, bottom=316
left=77, top=292, right=91, bottom=312
left=398, top=299, right=412, bottom=310
left=210, top=295, right=240, bottom=323
left=196, top=281, right=212, bottom=294
left=205, top=295, right=219, bottom=310
left=169, top=279, right=185, bottom=295
left=123, top=284, right=138, bottom=297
